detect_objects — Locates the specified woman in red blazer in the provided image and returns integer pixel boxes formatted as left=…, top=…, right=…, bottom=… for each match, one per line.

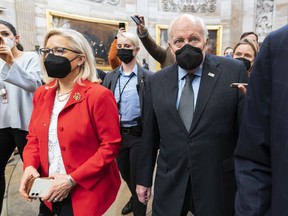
left=19, top=28, right=121, bottom=216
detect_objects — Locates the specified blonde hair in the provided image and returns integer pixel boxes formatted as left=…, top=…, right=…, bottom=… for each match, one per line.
left=120, top=32, right=140, bottom=48
left=41, top=28, right=98, bottom=85
left=233, top=38, right=258, bottom=58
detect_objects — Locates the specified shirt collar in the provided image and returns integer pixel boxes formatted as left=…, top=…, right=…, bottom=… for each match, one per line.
left=119, top=64, right=138, bottom=77
left=178, top=63, right=203, bottom=81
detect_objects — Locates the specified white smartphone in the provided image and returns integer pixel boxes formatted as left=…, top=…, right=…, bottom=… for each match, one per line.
left=230, top=83, right=248, bottom=88
left=28, top=178, right=54, bottom=198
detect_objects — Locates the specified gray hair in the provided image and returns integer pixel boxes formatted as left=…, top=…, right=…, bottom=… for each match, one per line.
left=168, top=14, right=209, bottom=41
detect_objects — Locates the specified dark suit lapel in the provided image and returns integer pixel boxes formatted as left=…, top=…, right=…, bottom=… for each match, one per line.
left=137, top=66, right=145, bottom=114
left=110, top=68, right=121, bottom=93
left=163, top=64, right=186, bottom=129
left=190, top=55, right=221, bottom=132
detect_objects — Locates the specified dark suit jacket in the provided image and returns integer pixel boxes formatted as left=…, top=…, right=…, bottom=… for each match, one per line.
left=96, top=68, right=106, bottom=82
left=102, top=64, right=153, bottom=132
left=137, top=54, right=247, bottom=216
left=235, top=25, right=288, bottom=216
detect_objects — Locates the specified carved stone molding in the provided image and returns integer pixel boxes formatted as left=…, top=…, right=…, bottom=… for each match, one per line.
left=90, top=0, right=120, bottom=5
left=255, top=0, right=274, bottom=41
left=162, top=0, right=217, bottom=13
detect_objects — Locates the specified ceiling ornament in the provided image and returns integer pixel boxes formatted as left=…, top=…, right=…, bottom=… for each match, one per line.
left=92, top=0, right=120, bottom=5
left=162, top=0, right=217, bottom=13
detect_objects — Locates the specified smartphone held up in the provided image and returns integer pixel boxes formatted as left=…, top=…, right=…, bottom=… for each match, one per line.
left=131, top=15, right=141, bottom=25
left=119, top=22, right=125, bottom=29
left=230, top=83, right=248, bottom=88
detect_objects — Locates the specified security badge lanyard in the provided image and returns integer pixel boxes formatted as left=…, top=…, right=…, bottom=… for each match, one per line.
left=117, top=72, right=135, bottom=122
left=0, top=87, right=8, bottom=104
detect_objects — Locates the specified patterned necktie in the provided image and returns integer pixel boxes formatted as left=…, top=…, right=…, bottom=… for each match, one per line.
left=178, top=74, right=195, bottom=131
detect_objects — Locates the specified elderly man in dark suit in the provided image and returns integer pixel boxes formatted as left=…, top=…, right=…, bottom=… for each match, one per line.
left=234, top=25, right=288, bottom=216
left=136, top=14, right=247, bottom=216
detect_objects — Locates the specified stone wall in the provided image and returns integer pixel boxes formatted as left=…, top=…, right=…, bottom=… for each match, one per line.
left=0, top=0, right=287, bottom=71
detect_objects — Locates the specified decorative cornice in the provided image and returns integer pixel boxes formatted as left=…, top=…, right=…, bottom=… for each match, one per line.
left=91, top=0, right=120, bottom=5
left=162, top=0, right=217, bottom=13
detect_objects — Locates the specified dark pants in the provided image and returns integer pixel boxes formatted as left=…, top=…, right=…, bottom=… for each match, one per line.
left=39, top=200, right=54, bottom=216
left=0, top=128, right=27, bottom=214
left=117, top=133, right=147, bottom=216
left=181, top=178, right=195, bottom=216
left=52, top=194, right=73, bottom=216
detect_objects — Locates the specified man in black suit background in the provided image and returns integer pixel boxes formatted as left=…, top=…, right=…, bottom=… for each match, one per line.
left=235, top=25, right=288, bottom=216
left=136, top=14, right=247, bottom=216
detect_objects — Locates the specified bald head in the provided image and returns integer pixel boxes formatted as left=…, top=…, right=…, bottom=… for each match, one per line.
left=168, top=14, right=208, bottom=42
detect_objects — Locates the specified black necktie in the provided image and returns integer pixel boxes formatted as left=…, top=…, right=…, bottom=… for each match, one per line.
left=178, top=74, right=195, bottom=131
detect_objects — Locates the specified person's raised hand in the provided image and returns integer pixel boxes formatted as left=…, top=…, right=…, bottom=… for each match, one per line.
left=117, top=28, right=126, bottom=38
left=0, top=35, right=15, bottom=66
left=135, top=15, right=147, bottom=36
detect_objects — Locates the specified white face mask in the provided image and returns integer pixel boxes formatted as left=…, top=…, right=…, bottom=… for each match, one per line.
left=3, top=37, right=15, bottom=49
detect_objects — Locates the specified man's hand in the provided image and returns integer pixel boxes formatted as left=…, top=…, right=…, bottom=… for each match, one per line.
left=136, top=184, right=151, bottom=205
left=238, top=84, right=247, bottom=95
left=135, top=15, right=148, bottom=36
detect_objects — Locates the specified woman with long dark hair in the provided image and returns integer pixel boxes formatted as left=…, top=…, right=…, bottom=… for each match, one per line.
left=0, top=20, right=41, bottom=213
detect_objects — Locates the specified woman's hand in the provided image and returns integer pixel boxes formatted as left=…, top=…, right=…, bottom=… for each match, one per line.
left=0, top=36, right=14, bottom=66
left=42, top=173, right=75, bottom=203
left=117, top=28, right=126, bottom=38
left=136, top=185, right=151, bottom=205
left=19, top=166, right=40, bottom=202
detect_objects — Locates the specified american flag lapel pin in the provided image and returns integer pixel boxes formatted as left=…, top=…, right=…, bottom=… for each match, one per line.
left=208, top=72, right=215, bottom=77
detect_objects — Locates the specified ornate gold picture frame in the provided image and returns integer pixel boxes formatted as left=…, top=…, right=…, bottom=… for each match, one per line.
left=46, top=10, right=128, bottom=71
left=155, top=24, right=222, bottom=70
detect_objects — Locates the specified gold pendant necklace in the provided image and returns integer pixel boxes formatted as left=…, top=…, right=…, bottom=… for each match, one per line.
left=56, top=90, right=72, bottom=102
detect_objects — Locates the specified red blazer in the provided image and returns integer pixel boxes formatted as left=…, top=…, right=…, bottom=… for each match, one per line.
left=23, top=80, right=121, bottom=216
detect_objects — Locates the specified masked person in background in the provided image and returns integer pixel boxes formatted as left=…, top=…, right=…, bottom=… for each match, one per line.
left=223, top=46, right=233, bottom=58
left=19, top=28, right=121, bottom=216
left=233, top=38, right=258, bottom=95
left=0, top=20, right=42, bottom=214
left=233, top=38, right=258, bottom=76
left=103, top=31, right=154, bottom=216
left=136, top=14, right=247, bottom=216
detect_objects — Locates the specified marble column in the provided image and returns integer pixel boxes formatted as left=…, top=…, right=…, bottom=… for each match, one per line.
left=15, top=0, right=37, bottom=51
left=231, top=0, right=244, bottom=45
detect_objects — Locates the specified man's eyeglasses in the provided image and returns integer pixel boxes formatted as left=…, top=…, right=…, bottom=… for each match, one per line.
left=39, top=47, right=81, bottom=56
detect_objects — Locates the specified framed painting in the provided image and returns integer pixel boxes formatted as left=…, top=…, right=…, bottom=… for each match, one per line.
left=155, top=24, right=222, bottom=70
left=46, top=10, right=128, bottom=71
